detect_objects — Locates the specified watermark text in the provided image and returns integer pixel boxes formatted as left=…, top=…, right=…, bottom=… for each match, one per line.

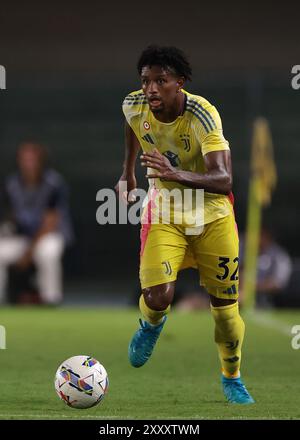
left=0, top=326, right=6, bottom=349
left=0, top=66, right=6, bottom=90
left=291, top=325, right=300, bottom=349
left=96, top=182, right=204, bottom=234
left=291, top=65, right=300, bottom=90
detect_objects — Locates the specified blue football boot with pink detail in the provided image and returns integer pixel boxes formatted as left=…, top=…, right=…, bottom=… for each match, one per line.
left=222, top=375, right=255, bottom=404
left=128, top=316, right=167, bottom=368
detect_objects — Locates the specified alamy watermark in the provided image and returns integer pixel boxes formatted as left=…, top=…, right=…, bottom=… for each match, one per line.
left=0, top=66, right=6, bottom=90
left=291, top=325, right=300, bottom=350
left=96, top=182, right=204, bottom=235
left=0, top=325, right=6, bottom=349
left=291, top=65, right=300, bottom=90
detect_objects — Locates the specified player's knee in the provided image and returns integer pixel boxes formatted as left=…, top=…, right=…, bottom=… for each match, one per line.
left=143, top=283, right=174, bottom=311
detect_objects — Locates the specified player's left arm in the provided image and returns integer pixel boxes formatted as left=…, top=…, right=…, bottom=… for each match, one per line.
left=141, top=148, right=232, bottom=195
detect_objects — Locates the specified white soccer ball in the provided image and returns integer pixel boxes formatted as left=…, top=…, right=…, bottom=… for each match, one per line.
left=54, top=355, right=109, bottom=409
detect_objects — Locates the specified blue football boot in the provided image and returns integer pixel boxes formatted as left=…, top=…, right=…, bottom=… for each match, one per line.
left=128, top=316, right=167, bottom=368
left=222, top=375, right=255, bottom=404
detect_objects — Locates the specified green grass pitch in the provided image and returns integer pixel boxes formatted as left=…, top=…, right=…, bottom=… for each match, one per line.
left=0, top=306, right=300, bottom=420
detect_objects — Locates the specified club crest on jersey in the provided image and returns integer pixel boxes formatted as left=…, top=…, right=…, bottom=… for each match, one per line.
left=162, top=151, right=180, bottom=167
left=162, top=261, right=172, bottom=275
left=143, top=121, right=150, bottom=130
left=180, top=134, right=191, bottom=152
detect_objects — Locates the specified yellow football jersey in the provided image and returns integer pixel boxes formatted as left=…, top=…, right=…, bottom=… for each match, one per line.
left=122, top=89, right=232, bottom=228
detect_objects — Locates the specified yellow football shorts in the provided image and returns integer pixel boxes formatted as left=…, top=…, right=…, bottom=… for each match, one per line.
left=139, top=210, right=239, bottom=300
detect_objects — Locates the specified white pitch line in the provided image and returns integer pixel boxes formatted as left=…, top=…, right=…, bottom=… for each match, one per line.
left=0, top=414, right=123, bottom=419
left=0, top=414, right=291, bottom=420
left=0, top=414, right=281, bottom=421
left=244, top=311, right=293, bottom=337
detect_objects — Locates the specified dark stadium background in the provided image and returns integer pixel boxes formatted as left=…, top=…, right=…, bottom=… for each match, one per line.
left=0, top=1, right=299, bottom=303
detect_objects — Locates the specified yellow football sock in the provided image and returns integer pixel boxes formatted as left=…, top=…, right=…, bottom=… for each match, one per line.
left=139, top=295, right=170, bottom=325
left=210, top=301, right=245, bottom=378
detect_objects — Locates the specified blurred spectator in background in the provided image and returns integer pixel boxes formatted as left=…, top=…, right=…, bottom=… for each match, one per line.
left=173, top=286, right=210, bottom=311
left=240, top=228, right=292, bottom=308
left=0, top=141, right=73, bottom=305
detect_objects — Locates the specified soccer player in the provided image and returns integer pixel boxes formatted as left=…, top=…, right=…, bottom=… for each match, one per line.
left=115, top=45, right=254, bottom=404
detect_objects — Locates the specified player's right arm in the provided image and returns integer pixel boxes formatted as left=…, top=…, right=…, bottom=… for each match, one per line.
left=114, top=120, right=141, bottom=204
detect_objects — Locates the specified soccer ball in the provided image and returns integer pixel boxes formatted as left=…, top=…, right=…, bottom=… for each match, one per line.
left=54, top=355, right=109, bottom=409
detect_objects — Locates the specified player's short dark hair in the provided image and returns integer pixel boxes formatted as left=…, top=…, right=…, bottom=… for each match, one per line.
left=137, top=45, right=192, bottom=81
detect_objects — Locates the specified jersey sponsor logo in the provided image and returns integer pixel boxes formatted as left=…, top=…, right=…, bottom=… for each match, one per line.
left=162, top=151, right=180, bottom=167
left=162, top=261, right=172, bottom=275
left=142, top=134, right=154, bottom=144
left=180, top=134, right=191, bottom=152
left=143, top=121, right=150, bottom=130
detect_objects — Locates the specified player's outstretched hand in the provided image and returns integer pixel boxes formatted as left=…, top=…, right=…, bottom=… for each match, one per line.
left=114, top=174, right=137, bottom=205
left=141, top=148, right=178, bottom=181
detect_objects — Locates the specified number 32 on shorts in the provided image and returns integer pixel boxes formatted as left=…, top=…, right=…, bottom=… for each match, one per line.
left=216, top=257, right=239, bottom=281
